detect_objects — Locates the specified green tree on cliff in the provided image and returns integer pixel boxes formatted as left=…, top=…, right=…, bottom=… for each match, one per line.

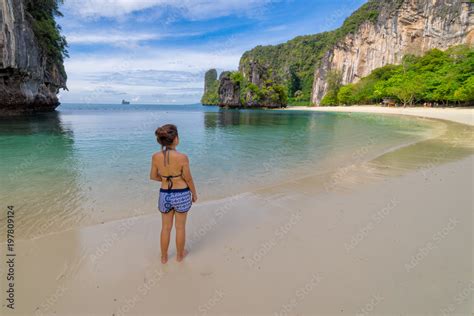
left=25, top=0, right=68, bottom=72
left=320, top=70, right=342, bottom=105
left=325, top=45, right=474, bottom=106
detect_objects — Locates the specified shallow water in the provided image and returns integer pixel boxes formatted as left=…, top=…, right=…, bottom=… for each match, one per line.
left=0, top=104, right=447, bottom=239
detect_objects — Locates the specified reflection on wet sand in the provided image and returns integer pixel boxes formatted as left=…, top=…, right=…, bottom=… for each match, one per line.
left=367, top=119, right=474, bottom=176
left=256, top=117, right=474, bottom=197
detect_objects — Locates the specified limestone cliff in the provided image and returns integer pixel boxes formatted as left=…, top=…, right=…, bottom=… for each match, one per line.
left=312, top=0, right=473, bottom=105
left=0, top=0, right=67, bottom=114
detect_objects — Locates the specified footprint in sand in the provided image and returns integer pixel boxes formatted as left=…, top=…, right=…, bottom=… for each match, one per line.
left=200, top=271, right=213, bottom=278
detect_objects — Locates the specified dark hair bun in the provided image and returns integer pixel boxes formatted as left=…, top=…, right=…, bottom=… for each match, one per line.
left=155, top=124, right=178, bottom=147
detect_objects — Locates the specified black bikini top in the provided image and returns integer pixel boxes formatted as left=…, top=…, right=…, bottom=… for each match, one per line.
left=158, top=147, right=183, bottom=190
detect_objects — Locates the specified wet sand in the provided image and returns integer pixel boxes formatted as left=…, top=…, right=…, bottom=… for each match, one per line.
left=1, top=109, right=473, bottom=315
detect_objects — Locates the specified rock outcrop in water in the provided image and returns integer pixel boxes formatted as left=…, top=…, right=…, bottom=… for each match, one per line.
left=0, top=0, right=67, bottom=114
left=201, top=69, right=219, bottom=105
left=218, top=71, right=241, bottom=107
left=215, top=63, right=288, bottom=108
left=312, top=0, right=473, bottom=105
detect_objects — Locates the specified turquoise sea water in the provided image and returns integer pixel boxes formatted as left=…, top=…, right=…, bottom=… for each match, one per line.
left=0, top=103, right=437, bottom=238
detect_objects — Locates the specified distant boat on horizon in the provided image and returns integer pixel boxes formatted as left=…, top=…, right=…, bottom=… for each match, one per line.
left=121, top=99, right=130, bottom=105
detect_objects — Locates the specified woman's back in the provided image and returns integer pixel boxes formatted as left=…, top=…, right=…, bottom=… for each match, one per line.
left=153, top=149, right=189, bottom=190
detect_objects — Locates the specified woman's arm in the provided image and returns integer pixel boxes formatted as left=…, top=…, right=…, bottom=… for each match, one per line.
left=182, top=155, right=198, bottom=202
left=150, top=155, right=162, bottom=182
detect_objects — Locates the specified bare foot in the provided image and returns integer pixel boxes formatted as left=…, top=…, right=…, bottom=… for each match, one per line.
left=176, top=250, right=187, bottom=262
left=161, top=254, right=168, bottom=264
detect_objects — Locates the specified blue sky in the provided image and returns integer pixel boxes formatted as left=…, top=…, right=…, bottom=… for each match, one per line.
left=59, top=0, right=366, bottom=104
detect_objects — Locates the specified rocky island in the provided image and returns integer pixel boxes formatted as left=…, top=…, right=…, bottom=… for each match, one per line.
left=202, top=65, right=287, bottom=108
left=202, top=0, right=473, bottom=108
left=0, top=0, right=67, bottom=114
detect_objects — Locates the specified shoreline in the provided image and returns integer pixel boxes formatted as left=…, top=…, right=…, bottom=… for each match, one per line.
left=286, top=105, right=474, bottom=126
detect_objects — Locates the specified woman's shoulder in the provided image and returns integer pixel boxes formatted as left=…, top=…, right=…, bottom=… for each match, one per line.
left=152, top=151, right=164, bottom=160
left=175, top=151, right=189, bottom=162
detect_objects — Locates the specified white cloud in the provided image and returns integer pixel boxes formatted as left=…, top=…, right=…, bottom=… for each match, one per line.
left=64, top=0, right=163, bottom=18
left=65, top=50, right=241, bottom=74
left=61, top=49, right=241, bottom=103
left=63, top=0, right=274, bottom=20
left=66, top=32, right=160, bottom=45
left=66, top=31, right=201, bottom=45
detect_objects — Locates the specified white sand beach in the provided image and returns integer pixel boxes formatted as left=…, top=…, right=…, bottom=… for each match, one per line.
left=287, top=105, right=474, bottom=126
left=2, top=107, right=473, bottom=315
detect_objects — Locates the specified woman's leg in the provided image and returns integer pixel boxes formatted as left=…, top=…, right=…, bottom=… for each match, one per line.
left=160, top=210, right=175, bottom=264
left=174, top=211, right=188, bottom=262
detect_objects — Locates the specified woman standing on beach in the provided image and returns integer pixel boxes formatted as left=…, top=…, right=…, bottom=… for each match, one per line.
left=150, top=124, right=198, bottom=263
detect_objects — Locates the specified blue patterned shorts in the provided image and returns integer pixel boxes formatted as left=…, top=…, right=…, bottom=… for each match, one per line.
left=158, top=188, right=192, bottom=213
